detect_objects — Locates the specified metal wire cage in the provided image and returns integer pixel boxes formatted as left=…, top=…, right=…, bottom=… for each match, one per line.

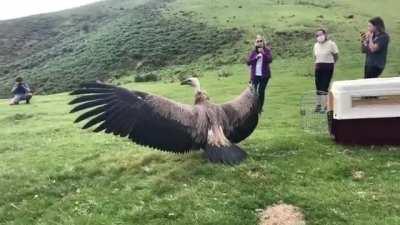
left=299, top=91, right=329, bottom=135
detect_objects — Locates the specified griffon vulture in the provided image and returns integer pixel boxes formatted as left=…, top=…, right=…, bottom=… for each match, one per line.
left=69, top=78, right=261, bottom=165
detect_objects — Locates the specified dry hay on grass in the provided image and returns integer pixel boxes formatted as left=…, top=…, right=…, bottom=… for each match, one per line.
left=259, top=203, right=306, bottom=225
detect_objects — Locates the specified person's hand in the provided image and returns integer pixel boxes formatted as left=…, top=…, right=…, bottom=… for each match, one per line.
left=361, top=31, right=371, bottom=39
left=361, top=31, right=371, bottom=45
left=360, top=32, right=367, bottom=42
left=364, top=31, right=373, bottom=42
left=256, top=53, right=263, bottom=59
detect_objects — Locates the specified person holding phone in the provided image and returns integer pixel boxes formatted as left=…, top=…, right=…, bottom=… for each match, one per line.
left=246, top=35, right=273, bottom=111
left=361, top=17, right=390, bottom=79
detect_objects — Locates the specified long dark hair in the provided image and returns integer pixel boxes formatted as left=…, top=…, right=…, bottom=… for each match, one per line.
left=369, top=17, right=385, bottom=33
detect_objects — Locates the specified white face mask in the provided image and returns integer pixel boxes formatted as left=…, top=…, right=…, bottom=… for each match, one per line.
left=317, top=35, right=326, bottom=43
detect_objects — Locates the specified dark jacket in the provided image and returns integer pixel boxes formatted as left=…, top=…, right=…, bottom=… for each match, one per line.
left=361, top=32, right=390, bottom=69
left=11, top=83, right=30, bottom=95
left=247, top=47, right=272, bottom=80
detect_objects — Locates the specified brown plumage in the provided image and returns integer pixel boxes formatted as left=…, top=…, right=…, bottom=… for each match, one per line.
left=69, top=78, right=261, bottom=165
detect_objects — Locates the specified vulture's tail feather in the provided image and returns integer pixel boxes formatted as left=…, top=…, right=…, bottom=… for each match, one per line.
left=204, top=144, right=247, bottom=165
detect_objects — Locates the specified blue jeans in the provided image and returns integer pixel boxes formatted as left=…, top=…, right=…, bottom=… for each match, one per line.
left=11, top=93, right=32, bottom=104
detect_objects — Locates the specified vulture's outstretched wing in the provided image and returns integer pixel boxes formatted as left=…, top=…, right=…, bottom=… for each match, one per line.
left=221, top=87, right=260, bottom=143
left=69, top=82, right=201, bottom=153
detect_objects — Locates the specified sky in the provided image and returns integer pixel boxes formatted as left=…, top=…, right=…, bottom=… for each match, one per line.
left=0, top=0, right=102, bottom=20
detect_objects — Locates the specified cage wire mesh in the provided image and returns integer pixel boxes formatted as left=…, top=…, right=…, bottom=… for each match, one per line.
left=299, top=91, right=329, bottom=135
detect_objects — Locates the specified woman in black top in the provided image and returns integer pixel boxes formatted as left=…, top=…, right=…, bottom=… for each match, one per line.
left=361, top=17, right=390, bottom=78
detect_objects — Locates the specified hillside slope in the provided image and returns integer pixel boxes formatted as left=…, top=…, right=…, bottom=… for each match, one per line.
left=0, top=0, right=241, bottom=96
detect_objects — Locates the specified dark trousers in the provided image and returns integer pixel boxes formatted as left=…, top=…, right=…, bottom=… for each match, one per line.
left=315, top=63, right=334, bottom=95
left=252, top=76, right=270, bottom=110
left=364, top=66, right=384, bottom=79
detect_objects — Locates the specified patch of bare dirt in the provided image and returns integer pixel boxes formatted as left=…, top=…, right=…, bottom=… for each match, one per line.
left=259, top=203, right=306, bottom=225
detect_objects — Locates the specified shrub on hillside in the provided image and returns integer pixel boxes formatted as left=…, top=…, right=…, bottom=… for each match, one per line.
left=217, top=68, right=233, bottom=78
left=134, top=72, right=160, bottom=82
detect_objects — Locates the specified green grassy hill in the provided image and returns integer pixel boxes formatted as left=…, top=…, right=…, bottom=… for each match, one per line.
left=0, top=0, right=241, bottom=97
left=1, top=0, right=400, bottom=225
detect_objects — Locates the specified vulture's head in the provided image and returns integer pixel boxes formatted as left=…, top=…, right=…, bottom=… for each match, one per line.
left=181, top=77, right=209, bottom=104
left=181, top=77, right=200, bottom=89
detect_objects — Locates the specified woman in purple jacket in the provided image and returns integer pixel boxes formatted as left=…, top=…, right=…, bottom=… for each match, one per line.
left=247, top=35, right=272, bottom=111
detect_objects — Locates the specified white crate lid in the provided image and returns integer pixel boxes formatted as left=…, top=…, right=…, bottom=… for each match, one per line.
left=331, top=77, right=400, bottom=93
left=330, top=77, right=400, bottom=120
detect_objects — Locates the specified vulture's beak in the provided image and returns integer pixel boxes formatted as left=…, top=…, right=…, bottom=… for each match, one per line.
left=180, top=79, right=191, bottom=86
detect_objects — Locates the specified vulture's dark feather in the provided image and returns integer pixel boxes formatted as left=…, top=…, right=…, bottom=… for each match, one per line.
left=70, top=88, right=114, bottom=95
left=93, top=122, right=107, bottom=133
left=70, top=98, right=116, bottom=113
left=69, top=94, right=113, bottom=105
left=204, top=144, right=247, bottom=165
left=80, top=82, right=112, bottom=89
left=82, top=113, right=107, bottom=129
left=221, top=87, right=260, bottom=143
left=70, top=82, right=199, bottom=153
left=74, top=105, right=109, bottom=123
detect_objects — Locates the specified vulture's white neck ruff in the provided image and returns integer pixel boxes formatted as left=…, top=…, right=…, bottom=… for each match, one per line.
left=192, top=78, right=201, bottom=93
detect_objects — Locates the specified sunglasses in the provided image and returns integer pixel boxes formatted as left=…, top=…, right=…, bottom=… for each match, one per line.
left=256, top=40, right=263, bottom=43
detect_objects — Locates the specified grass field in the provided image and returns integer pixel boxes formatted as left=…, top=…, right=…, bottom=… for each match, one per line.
left=1, top=0, right=400, bottom=224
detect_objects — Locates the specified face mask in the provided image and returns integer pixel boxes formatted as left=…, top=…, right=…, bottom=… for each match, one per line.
left=317, top=35, right=326, bottom=43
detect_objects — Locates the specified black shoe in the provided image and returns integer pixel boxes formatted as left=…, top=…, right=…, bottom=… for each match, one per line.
left=26, top=95, right=32, bottom=104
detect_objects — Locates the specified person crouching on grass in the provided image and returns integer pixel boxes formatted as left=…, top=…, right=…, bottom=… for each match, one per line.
left=313, top=28, right=339, bottom=113
left=247, top=35, right=272, bottom=112
left=10, top=77, right=32, bottom=105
